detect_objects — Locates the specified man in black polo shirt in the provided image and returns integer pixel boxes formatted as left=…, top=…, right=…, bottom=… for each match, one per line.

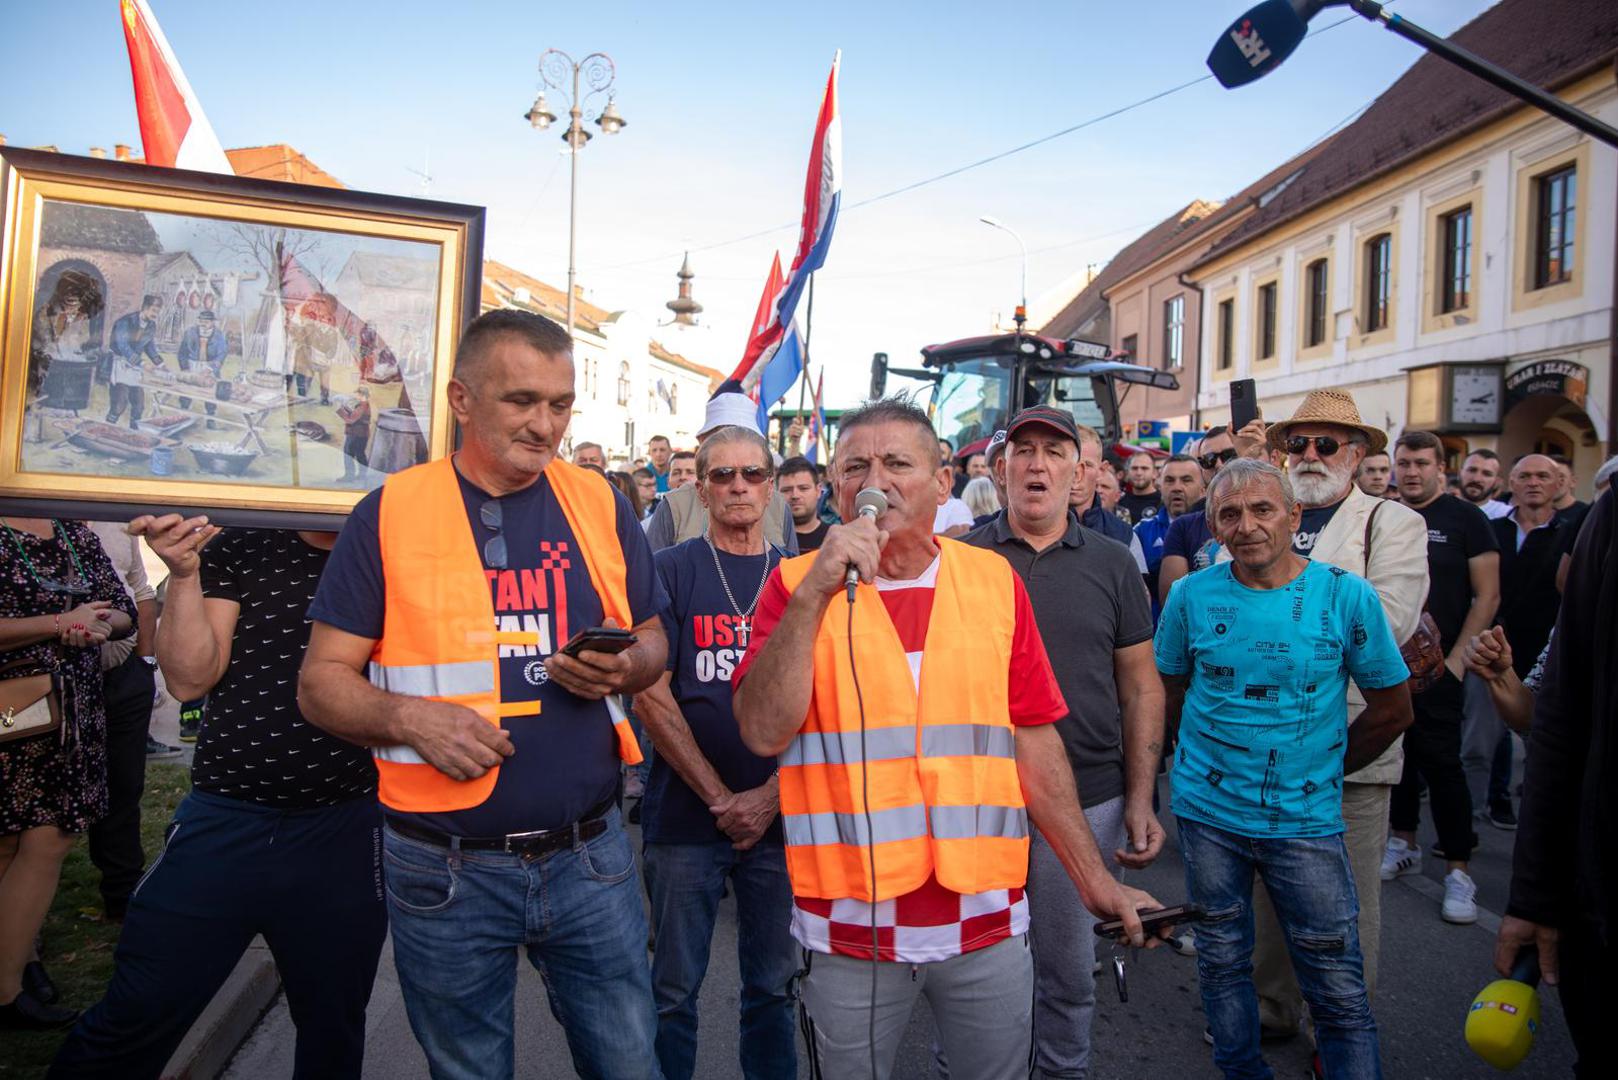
left=964, top=405, right=1163, bottom=1079
left=1482, top=454, right=1565, bottom=829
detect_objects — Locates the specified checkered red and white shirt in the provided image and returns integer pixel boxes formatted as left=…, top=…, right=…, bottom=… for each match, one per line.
left=737, top=554, right=1065, bottom=963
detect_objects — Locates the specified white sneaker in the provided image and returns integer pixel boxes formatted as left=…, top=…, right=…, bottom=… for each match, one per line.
left=1379, top=838, right=1420, bottom=881
left=1442, top=869, right=1479, bottom=924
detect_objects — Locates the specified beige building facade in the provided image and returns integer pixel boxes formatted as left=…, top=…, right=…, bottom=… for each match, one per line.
left=1187, top=2, right=1615, bottom=491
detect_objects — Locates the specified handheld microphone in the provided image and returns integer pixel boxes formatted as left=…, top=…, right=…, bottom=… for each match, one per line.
left=845, top=487, right=888, bottom=602
left=1465, top=945, right=1541, bottom=1071
left=1206, top=0, right=1319, bottom=88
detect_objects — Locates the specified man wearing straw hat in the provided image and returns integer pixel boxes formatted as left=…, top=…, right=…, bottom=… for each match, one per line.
left=1241, top=388, right=1429, bottom=1042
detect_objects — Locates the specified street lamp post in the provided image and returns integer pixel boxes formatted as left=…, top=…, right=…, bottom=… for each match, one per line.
left=525, top=50, right=626, bottom=340
left=979, top=215, right=1029, bottom=331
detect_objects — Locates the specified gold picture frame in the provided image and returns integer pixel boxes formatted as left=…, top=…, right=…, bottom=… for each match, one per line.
left=0, top=147, right=483, bottom=528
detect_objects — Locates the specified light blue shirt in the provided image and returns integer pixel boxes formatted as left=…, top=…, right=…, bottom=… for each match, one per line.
left=1155, top=561, right=1408, bottom=839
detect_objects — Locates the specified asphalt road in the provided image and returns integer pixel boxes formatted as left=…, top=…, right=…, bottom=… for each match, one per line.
left=223, top=776, right=1576, bottom=1079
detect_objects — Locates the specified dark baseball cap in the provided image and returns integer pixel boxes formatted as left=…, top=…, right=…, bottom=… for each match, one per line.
left=1005, top=405, right=1078, bottom=444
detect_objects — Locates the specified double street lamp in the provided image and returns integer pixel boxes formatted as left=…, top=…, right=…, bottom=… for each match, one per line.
left=525, top=49, right=627, bottom=338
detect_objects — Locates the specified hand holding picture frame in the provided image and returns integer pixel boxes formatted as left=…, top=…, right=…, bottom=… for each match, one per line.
left=0, top=147, right=483, bottom=528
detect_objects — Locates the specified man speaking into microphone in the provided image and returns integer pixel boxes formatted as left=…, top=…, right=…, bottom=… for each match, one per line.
left=735, top=399, right=1159, bottom=1080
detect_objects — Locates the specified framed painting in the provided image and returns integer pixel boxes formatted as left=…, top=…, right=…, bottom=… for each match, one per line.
left=0, top=146, right=483, bottom=528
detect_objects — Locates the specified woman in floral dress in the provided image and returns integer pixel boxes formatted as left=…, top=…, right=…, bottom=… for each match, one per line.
left=0, top=517, right=135, bottom=1030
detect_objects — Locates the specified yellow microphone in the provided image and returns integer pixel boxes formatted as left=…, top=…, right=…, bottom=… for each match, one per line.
left=1465, top=945, right=1541, bottom=1071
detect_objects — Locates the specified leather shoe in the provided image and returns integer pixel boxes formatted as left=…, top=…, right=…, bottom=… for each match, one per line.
left=22, top=959, right=59, bottom=1004
left=0, top=988, right=78, bottom=1030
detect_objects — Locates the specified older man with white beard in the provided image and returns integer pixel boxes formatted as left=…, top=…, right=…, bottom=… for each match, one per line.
left=1238, top=390, right=1429, bottom=1044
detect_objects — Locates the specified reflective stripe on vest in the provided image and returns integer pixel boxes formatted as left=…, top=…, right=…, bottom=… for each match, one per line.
left=368, top=456, right=641, bottom=813
left=774, top=539, right=1027, bottom=903
left=368, top=660, right=493, bottom=698
left=781, top=722, right=1016, bottom=768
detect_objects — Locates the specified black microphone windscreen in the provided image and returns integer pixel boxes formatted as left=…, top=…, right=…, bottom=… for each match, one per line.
left=1206, top=0, right=1309, bottom=88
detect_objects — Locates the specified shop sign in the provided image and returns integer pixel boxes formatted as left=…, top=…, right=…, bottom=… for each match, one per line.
left=1505, top=360, right=1588, bottom=411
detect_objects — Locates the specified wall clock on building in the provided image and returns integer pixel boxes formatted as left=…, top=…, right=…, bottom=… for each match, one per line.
left=1451, top=366, right=1502, bottom=427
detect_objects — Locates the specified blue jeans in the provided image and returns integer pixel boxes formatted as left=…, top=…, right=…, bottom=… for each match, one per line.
left=643, top=841, right=796, bottom=1080
left=1177, top=817, right=1381, bottom=1080
left=383, top=806, right=660, bottom=1080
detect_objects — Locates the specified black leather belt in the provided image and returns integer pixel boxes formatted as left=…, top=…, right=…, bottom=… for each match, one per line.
left=385, top=794, right=616, bottom=860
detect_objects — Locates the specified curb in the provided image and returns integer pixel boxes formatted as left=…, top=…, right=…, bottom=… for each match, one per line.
left=160, top=936, right=280, bottom=1080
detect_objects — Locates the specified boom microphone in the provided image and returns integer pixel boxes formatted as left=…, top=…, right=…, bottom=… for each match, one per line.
left=1206, top=0, right=1320, bottom=88
left=1465, top=945, right=1542, bottom=1071
left=845, top=487, right=888, bottom=602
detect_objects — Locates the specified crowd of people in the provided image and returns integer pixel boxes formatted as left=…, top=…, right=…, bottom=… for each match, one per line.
left=1, top=307, right=1613, bottom=1080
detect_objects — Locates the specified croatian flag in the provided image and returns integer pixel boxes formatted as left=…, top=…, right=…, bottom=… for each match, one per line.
left=732, top=52, right=841, bottom=416
left=120, top=0, right=233, bottom=174
left=805, top=371, right=826, bottom=464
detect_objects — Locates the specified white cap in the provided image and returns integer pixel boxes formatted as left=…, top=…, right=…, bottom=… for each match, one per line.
left=1594, top=455, right=1618, bottom=491
left=697, top=391, right=761, bottom=438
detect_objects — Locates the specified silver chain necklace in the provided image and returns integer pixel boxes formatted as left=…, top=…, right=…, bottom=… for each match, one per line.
left=705, top=534, right=773, bottom=618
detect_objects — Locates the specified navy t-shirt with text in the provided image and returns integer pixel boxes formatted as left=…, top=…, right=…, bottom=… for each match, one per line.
left=643, top=538, right=784, bottom=845
left=309, top=466, right=666, bottom=836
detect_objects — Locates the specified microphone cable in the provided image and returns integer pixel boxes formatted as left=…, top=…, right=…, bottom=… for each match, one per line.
left=846, top=583, right=880, bottom=1080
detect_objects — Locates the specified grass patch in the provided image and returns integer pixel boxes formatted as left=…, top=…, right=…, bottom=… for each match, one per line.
left=1, top=762, right=190, bottom=1078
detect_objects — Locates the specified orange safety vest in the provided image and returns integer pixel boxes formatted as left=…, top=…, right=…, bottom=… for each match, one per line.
left=368, top=455, right=642, bottom=813
left=775, top=539, right=1027, bottom=903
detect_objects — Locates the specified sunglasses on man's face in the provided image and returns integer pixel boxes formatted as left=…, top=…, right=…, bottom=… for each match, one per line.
left=1286, top=435, right=1346, bottom=458
left=1197, top=448, right=1238, bottom=472
left=704, top=466, right=772, bottom=486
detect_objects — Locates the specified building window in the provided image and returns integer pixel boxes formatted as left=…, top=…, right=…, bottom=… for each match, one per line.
left=616, top=361, right=630, bottom=406
left=1257, top=281, right=1278, bottom=360
left=1364, top=233, right=1392, bottom=332
left=1121, top=334, right=1138, bottom=361
left=669, top=382, right=678, bottom=413
left=1534, top=166, right=1575, bottom=288
left=1162, top=295, right=1184, bottom=369
left=1440, top=205, right=1473, bottom=312
left=1216, top=298, right=1234, bottom=371
left=1304, top=259, right=1328, bottom=347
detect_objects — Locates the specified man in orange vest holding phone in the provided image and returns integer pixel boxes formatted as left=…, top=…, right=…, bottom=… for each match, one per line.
left=299, top=310, right=669, bottom=1078
left=734, top=399, right=1161, bottom=1080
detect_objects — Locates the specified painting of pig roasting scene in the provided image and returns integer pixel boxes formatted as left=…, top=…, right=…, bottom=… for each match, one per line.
left=19, top=198, right=449, bottom=498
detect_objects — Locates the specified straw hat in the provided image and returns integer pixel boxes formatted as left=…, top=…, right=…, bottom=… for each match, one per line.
left=1266, top=388, right=1387, bottom=455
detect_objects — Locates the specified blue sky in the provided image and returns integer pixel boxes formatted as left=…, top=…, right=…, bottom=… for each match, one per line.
left=2, top=0, right=1499, bottom=407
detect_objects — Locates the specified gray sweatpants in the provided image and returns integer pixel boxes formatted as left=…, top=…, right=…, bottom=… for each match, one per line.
left=1028, top=795, right=1127, bottom=1080
left=798, top=934, right=1033, bottom=1080
left=1460, top=671, right=1506, bottom=813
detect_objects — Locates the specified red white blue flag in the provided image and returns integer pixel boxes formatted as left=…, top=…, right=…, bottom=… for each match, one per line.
left=805, top=371, right=826, bottom=464
left=732, top=52, right=841, bottom=415
left=120, top=0, right=232, bottom=174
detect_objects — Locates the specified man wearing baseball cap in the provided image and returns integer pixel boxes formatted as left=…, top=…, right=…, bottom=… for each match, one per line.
left=964, top=405, right=1166, bottom=1079
left=643, top=381, right=799, bottom=554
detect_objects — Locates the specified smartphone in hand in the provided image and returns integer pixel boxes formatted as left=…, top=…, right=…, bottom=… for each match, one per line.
left=559, top=627, right=638, bottom=659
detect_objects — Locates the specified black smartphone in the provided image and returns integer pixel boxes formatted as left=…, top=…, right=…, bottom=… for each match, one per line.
left=1230, top=378, right=1259, bottom=432
left=1093, top=903, right=1206, bottom=940
left=559, top=627, right=638, bottom=659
